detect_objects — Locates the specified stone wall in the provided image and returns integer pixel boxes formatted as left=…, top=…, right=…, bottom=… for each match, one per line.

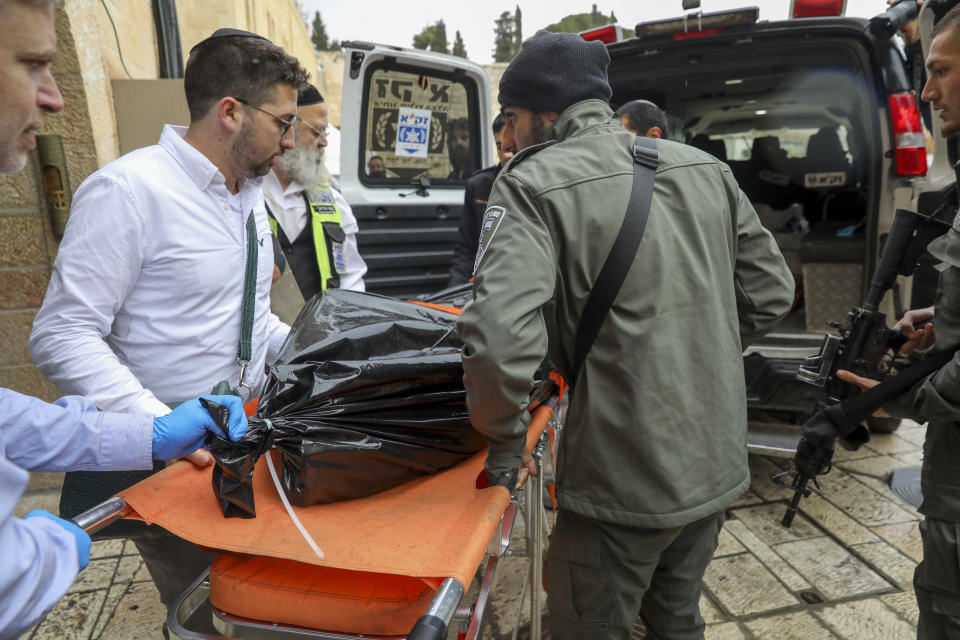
left=315, top=50, right=344, bottom=129
left=178, top=0, right=318, bottom=80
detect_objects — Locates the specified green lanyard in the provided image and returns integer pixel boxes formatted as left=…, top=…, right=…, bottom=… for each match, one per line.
left=211, top=209, right=258, bottom=400
left=235, top=211, right=258, bottom=397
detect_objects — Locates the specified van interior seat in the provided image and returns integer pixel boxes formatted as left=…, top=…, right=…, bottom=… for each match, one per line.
left=803, top=127, right=851, bottom=176
left=744, top=136, right=796, bottom=209
left=800, top=127, right=862, bottom=223
left=689, top=134, right=727, bottom=162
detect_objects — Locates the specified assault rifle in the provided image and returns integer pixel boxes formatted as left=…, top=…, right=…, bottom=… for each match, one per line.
left=776, top=184, right=957, bottom=528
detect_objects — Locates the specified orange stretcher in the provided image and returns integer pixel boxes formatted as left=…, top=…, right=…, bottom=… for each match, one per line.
left=72, top=397, right=559, bottom=640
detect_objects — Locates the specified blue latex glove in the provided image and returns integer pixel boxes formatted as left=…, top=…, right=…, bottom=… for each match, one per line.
left=24, top=510, right=91, bottom=571
left=152, top=395, right=248, bottom=460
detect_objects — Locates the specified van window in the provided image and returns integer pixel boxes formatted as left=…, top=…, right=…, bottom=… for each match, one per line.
left=360, top=64, right=480, bottom=186
left=713, top=126, right=852, bottom=164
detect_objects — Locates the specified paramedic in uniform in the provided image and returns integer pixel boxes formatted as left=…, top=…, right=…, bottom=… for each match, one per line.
left=0, top=1, right=248, bottom=634
left=457, top=31, right=794, bottom=639
left=29, top=28, right=309, bottom=613
left=264, top=84, right=366, bottom=323
left=840, top=5, right=960, bottom=637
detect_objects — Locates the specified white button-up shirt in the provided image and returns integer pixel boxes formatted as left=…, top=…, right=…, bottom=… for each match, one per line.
left=262, top=171, right=367, bottom=292
left=30, top=125, right=290, bottom=416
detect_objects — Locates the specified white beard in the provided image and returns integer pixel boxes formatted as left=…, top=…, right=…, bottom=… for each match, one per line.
left=277, top=142, right=329, bottom=188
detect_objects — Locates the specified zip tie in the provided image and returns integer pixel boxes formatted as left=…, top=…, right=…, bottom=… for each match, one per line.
left=265, top=446, right=325, bottom=560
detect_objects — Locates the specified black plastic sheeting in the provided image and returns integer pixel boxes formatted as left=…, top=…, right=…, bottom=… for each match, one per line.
left=208, top=289, right=489, bottom=517
left=206, top=404, right=274, bottom=519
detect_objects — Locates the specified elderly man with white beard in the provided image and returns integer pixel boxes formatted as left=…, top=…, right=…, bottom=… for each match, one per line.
left=264, top=85, right=366, bottom=322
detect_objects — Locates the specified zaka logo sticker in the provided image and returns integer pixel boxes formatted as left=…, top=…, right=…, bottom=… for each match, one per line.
left=395, top=107, right=431, bottom=158
left=474, top=206, right=506, bottom=274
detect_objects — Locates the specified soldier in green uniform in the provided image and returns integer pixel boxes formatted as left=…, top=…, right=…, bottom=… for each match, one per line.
left=839, top=6, right=960, bottom=637
left=456, top=31, right=794, bottom=640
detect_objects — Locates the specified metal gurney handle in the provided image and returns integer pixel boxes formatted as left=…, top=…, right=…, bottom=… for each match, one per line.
left=71, top=495, right=131, bottom=535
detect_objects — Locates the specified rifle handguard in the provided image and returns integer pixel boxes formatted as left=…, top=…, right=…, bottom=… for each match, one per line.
left=836, top=351, right=952, bottom=426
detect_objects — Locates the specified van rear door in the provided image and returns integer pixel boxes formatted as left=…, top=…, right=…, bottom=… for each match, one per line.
left=339, top=43, right=493, bottom=297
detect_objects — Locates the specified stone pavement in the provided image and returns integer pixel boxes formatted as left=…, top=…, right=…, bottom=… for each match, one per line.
left=19, top=421, right=926, bottom=639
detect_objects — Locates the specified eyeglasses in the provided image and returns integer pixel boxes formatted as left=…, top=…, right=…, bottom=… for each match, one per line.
left=233, top=97, right=296, bottom=138
left=299, top=119, right=329, bottom=142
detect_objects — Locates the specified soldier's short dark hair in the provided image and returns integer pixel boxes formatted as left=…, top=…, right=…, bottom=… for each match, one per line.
left=492, top=114, right=506, bottom=135
left=184, top=35, right=310, bottom=121
left=932, top=4, right=960, bottom=40
left=615, top=100, right=669, bottom=138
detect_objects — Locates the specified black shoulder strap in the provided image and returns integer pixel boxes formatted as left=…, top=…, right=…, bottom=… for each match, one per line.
left=573, top=136, right=660, bottom=384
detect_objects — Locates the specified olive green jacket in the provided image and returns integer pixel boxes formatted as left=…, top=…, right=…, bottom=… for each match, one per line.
left=457, top=100, right=793, bottom=528
left=885, top=229, right=960, bottom=522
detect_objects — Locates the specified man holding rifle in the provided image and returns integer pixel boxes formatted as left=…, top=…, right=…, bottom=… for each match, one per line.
left=832, top=4, right=960, bottom=636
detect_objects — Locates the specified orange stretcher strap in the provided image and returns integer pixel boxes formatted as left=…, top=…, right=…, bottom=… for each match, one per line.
left=119, top=403, right=553, bottom=588
left=405, top=300, right=463, bottom=315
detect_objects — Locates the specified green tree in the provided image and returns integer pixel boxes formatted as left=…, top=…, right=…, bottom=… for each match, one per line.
left=431, top=19, right=449, bottom=54
left=492, top=11, right=515, bottom=62
left=311, top=11, right=328, bottom=51
left=513, top=5, right=523, bottom=55
left=452, top=30, right=467, bottom=58
left=412, top=20, right=450, bottom=54
left=544, top=4, right=635, bottom=38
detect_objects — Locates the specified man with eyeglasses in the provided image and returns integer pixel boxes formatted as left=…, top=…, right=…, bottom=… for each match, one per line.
left=264, top=85, right=367, bottom=323
left=29, top=28, right=309, bottom=616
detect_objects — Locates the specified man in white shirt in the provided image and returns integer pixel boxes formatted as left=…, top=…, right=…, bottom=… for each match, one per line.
left=264, top=84, right=367, bottom=323
left=29, top=28, right=309, bottom=611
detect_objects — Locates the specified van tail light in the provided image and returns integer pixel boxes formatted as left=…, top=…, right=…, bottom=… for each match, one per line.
left=791, top=0, right=846, bottom=18
left=889, top=93, right=927, bottom=176
left=579, top=24, right=622, bottom=44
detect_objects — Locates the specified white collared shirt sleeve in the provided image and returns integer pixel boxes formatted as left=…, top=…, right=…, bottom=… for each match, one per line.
left=0, top=389, right=153, bottom=638
left=331, top=187, right=367, bottom=292
left=266, top=313, right=290, bottom=363
left=29, top=175, right=171, bottom=417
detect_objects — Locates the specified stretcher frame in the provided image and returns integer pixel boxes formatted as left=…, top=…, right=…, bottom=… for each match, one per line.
left=73, top=429, right=554, bottom=640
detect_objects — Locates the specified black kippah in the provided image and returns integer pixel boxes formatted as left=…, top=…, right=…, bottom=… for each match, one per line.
left=499, top=31, right=612, bottom=114
left=298, top=85, right=324, bottom=106
left=190, top=28, right=270, bottom=53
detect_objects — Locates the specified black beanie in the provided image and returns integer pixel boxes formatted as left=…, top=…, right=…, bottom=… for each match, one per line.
left=498, top=31, right=612, bottom=113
